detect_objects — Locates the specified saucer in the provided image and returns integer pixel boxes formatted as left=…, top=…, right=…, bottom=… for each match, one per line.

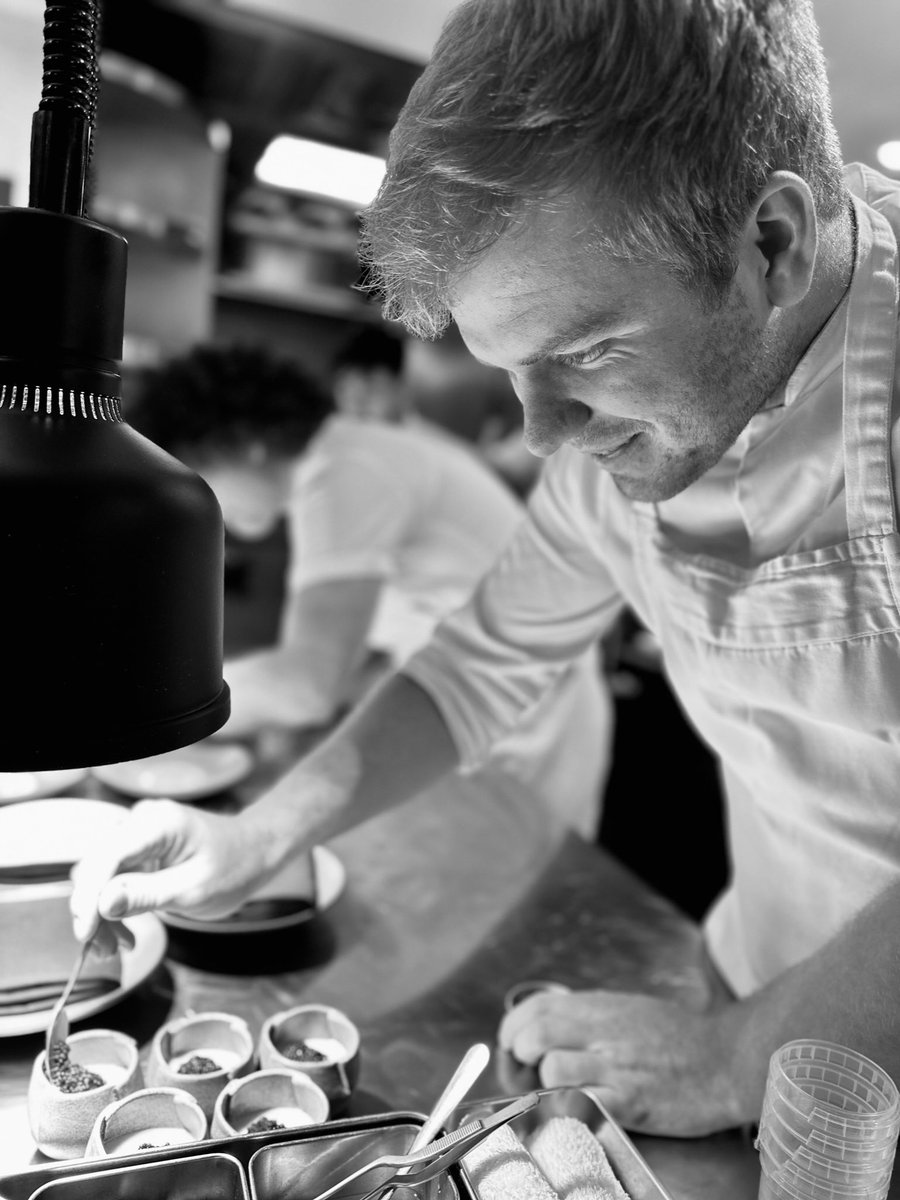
left=0, top=769, right=89, bottom=806
left=162, top=847, right=345, bottom=935
left=0, top=798, right=127, bottom=874
left=92, top=742, right=254, bottom=801
left=0, top=914, right=167, bottom=1038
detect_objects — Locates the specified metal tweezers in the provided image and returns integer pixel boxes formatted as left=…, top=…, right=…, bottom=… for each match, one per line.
left=310, top=1091, right=539, bottom=1200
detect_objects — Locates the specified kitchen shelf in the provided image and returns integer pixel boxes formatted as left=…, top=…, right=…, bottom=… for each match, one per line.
left=225, top=213, right=359, bottom=256
left=92, top=196, right=207, bottom=256
left=214, top=273, right=381, bottom=321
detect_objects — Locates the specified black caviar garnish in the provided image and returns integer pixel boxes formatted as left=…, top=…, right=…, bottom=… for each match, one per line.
left=283, top=1040, right=327, bottom=1063
left=247, top=1116, right=286, bottom=1133
left=46, top=1039, right=104, bottom=1093
left=176, top=1054, right=220, bottom=1074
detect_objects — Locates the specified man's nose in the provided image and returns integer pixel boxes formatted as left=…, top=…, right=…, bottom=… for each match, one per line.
left=516, top=376, right=592, bottom=457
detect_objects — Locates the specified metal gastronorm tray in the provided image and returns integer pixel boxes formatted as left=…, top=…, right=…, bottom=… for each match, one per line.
left=451, top=1086, right=675, bottom=1200
left=0, top=1111, right=471, bottom=1200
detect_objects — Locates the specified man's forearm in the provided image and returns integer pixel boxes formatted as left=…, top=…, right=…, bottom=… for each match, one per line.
left=723, top=878, right=900, bottom=1121
left=236, top=671, right=460, bottom=877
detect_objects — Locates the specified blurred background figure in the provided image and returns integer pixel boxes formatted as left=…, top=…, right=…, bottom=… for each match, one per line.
left=127, top=340, right=613, bottom=838
left=331, top=325, right=412, bottom=424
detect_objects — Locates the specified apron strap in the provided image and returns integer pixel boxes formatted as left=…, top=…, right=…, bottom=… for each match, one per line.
left=843, top=196, right=900, bottom=540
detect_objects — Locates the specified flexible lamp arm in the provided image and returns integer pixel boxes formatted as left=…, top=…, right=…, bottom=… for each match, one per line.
left=29, top=0, right=99, bottom=217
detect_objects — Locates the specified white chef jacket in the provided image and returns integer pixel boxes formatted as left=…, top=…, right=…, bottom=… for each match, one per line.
left=288, top=414, right=612, bottom=838
left=404, top=164, right=900, bottom=995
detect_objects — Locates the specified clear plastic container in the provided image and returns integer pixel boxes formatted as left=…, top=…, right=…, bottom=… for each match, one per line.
left=757, top=1041, right=900, bottom=1200
left=757, top=1123, right=894, bottom=1189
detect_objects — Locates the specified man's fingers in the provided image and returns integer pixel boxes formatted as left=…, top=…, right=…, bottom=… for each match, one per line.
left=500, top=995, right=596, bottom=1064
left=539, top=1047, right=604, bottom=1089
left=86, top=918, right=135, bottom=959
left=69, top=799, right=188, bottom=939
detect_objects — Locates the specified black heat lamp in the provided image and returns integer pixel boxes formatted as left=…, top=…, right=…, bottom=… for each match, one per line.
left=0, top=0, right=230, bottom=770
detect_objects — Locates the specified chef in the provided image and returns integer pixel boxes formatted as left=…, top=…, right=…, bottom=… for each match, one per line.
left=72, top=0, right=900, bottom=1138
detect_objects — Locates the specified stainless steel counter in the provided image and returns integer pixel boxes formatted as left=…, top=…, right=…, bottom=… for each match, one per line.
left=0, top=740, right=765, bottom=1198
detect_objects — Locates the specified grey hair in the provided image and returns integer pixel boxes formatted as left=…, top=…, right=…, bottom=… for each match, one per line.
left=359, top=0, right=846, bottom=338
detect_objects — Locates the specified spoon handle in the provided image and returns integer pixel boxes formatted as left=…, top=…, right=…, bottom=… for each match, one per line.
left=411, top=1042, right=492, bottom=1150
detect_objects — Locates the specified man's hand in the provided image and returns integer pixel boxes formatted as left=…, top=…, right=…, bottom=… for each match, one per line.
left=498, top=988, right=744, bottom=1137
left=69, top=799, right=275, bottom=955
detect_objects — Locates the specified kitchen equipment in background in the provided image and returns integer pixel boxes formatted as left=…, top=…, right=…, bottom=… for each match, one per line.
left=756, top=1040, right=900, bottom=1200
left=0, top=0, right=229, bottom=770
left=92, top=741, right=254, bottom=801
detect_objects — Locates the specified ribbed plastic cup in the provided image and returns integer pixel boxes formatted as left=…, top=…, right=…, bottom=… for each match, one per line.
left=757, top=1042, right=900, bottom=1200
left=758, top=1123, right=894, bottom=1190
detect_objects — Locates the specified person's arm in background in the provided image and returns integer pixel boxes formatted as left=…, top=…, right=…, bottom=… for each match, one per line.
left=71, top=668, right=460, bottom=945
left=218, top=575, right=382, bottom=737
left=70, top=448, right=622, bottom=946
left=216, top=433, right=414, bottom=739
left=498, top=876, right=900, bottom=1138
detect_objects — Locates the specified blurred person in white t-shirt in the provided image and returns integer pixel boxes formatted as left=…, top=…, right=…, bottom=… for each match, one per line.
left=127, top=340, right=612, bottom=838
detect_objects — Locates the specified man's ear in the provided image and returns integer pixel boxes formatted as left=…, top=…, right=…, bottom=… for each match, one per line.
left=740, top=171, right=818, bottom=309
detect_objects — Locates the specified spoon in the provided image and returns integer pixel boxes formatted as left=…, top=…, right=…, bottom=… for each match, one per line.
left=44, top=917, right=99, bottom=1078
left=378, top=1042, right=491, bottom=1200
left=411, top=1042, right=492, bottom=1151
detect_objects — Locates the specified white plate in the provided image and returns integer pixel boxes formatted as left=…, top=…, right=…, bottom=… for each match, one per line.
left=0, top=769, right=89, bottom=806
left=91, top=742, right=254, bottom=801
left=0, top=798, right=128, bottom=870
left=162, top=846, right=346, bottom=935
left=0, top=912, right=167, bottom=1038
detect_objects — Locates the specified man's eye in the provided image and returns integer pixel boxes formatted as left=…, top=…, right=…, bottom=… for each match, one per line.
left=555, top=342, right=609, bottom=368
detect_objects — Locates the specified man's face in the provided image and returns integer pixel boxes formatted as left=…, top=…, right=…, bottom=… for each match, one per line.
left=450, top=203, right=780, bottom=502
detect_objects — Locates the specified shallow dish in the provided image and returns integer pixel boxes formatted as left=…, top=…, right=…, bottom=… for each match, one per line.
left=0, top=770, right=89, bottom=807
left=0, top=913, right=167, bottom=1038
left=92, top=741, right=254, bottom=801
left=0, top=798, right=126, bottom=877
left=162, top=847, right=345, bottom=936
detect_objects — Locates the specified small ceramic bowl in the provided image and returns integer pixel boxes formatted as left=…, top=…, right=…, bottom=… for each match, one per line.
left=28, top=1029, right=142, bottom=1160
left=85, top=1086, right=208, bottom=1157
left=258, top=1004, right=360, bottom=1113
left=210, top=1068, right=329, bottom=1138
left=145, top=1011, right=255, bottom=1119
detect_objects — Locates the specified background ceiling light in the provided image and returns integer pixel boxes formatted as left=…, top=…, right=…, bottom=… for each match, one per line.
left=255, top=136, right=386, bottom=207
left=875, top=141, right=900, bottom=172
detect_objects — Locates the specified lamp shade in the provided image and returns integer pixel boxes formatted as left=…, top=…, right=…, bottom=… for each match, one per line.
left=0, top=205, right=230, bottom=769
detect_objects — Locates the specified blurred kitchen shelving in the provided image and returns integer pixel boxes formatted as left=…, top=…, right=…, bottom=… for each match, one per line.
left=214, top=185, right=380, bottom=325
left=91, top=51, right=227, bottom=367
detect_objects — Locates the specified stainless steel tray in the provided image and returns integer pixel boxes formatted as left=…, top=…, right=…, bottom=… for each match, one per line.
left=451, top=1087, right=675, bottom=1200
left=28, top=1152, right=249, bottom=1200
left=248, top=1123, right=459, bottom=1200
left=0, top=1112, right=471, bottom=1200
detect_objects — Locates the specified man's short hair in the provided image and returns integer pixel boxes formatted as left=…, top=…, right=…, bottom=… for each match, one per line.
left=361, top=0, right=847, bottom=337
left=127, top=344, right=334, bottom=459
left=332, top=325, right=405, bottom=377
